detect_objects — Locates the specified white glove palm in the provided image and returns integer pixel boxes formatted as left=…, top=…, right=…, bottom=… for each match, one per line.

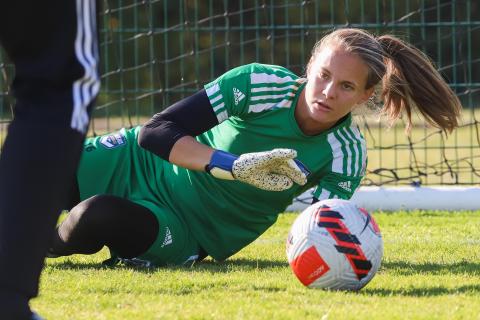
left=207, top=148, right=309, bottom=191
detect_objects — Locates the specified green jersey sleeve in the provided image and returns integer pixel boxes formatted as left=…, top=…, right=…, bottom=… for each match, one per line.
left=204, top=64, right=252, bottom=122
left=313, top=172, right=363, bottom=200
left=203, top=63, right=302, bottom=124
left=313, top=123, right=368, bottom=201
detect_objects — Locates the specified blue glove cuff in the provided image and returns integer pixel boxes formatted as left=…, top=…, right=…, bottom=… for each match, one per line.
left=205, top=150, right=238, bottom=180
left=293, top=159, right=311, bottom=177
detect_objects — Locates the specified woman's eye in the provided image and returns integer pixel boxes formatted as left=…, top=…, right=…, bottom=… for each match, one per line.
left=319, top=72, right=329, bottom=79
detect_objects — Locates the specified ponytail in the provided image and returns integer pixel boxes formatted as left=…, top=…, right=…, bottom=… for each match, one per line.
left=377, top=35, right=462, bottom=133
left=314, top=29, right=462, bottom=133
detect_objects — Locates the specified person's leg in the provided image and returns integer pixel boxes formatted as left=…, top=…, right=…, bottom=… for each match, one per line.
left=50, top=195, right=159, bottom=259
left=0, top=1, right=100, bottom=318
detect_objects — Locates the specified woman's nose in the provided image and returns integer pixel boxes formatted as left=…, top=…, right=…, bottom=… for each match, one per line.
left=322, top=81, right=336, bottom=99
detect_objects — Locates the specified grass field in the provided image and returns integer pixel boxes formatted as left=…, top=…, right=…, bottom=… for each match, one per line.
left=32, top=210, right=480, bottom=319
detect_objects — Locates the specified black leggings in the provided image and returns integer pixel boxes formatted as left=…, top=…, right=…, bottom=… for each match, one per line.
left=51, top=195, right=159, bottom=259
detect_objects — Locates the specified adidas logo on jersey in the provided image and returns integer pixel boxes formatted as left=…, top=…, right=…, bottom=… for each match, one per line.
left=233, top=87, right=245, bottom=105
left=161, top=227, right=173, bottom=247
left=338, top=181, right=352, bottom=192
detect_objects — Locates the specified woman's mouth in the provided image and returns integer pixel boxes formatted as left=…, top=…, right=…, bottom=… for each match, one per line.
left=313, top=101, right=332, bottom=111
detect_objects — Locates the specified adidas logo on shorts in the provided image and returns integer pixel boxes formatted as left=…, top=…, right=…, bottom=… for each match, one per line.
left=161, top=227, right=173, bottom=247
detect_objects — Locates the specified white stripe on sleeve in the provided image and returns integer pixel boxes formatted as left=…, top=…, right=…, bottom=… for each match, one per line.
left=71, top=0, right=100, bottom=134
left=250, top=72, right=294, bottom=84
left=217, top=110, right=228, bottom=123
left=317, top=189, right=331, bottom=201
left=206, top=83, right=220, bottom=97
left=336, top=129, right=352, bottom=176
left=350, top=125, right=367, bottom=176
left=327, top=132, right=343, bottom=174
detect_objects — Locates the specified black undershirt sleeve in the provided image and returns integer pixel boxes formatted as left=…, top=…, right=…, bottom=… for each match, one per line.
left=138, top=89, right=219, bottom=160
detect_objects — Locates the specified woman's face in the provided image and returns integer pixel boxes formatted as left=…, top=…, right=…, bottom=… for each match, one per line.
left=300, top=45, right=374, bottom=133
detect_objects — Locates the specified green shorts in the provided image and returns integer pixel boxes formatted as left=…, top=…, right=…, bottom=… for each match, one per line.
left=78, top=129, right=203, bottom=266
left=133, top=200, right=203, bottom=266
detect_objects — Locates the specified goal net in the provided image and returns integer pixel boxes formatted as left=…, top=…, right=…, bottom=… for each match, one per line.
left=1, top=0, right=479, bottom=209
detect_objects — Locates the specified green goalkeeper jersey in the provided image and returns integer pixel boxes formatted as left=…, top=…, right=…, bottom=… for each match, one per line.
left=78, top=63, right=367, bottom=261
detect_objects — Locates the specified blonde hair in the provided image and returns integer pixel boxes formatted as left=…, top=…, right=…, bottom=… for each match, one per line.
left=310, top=28, right=462, bottom=133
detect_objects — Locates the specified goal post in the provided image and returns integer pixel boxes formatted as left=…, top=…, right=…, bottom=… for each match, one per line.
left=287, top=186, right=480, bottom=212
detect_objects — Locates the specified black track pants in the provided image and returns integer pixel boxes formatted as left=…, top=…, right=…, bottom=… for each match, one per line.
left=0, top=0, right=100, bottom=318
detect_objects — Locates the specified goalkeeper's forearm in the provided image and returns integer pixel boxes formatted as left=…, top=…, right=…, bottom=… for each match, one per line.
left=168, top=136, right=215, bottom=171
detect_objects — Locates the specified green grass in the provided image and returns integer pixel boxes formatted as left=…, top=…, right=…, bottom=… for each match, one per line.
left=33, top=210, right=480, bottom=319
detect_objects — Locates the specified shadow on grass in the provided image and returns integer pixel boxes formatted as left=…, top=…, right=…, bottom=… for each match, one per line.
left=195, top=258, right=289, bottom=270
left=49, top=258, right=480, bottom=297
left=48, top=256, right=289, bottom=273
left=363, top=284, right=480, bottom=297
left=48, top=257, right=290, bottom=295
left=49, top=259, right=121, bottom=271
left=382, top=260, right=480, bottom=276
left=359, top=260, right=480, bottom=297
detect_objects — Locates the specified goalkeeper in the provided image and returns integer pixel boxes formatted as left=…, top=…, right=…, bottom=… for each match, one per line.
left=48, top=28, right=461, bottom=266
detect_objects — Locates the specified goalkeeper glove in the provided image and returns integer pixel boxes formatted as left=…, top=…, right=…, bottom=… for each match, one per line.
left=205, top=148, right=310, bottom=191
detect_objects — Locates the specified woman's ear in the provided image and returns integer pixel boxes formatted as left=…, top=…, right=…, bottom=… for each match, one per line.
left=359, top=86, right=375, bottom=104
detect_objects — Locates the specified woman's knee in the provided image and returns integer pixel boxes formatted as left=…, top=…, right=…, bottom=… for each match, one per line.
left=69, top=194, right=119, bottom=228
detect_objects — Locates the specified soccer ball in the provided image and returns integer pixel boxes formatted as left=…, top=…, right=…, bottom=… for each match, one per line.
left=286, top=199, right=383, bottom=290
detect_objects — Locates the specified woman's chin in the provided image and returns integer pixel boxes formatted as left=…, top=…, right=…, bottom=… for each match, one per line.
left=309, top=109, right=332, bottom=123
